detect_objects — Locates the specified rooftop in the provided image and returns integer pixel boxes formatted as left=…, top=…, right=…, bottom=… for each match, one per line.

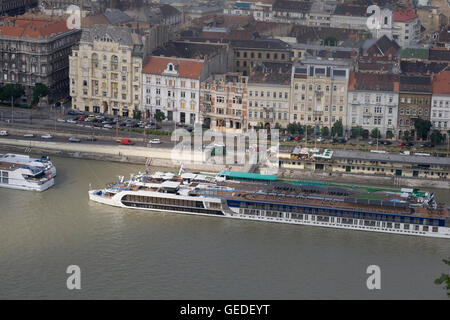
left=394, top=8, right=418, bottom=22
left=248, top=62, right=292, bottom=85
left=432, top=71, right=450, bottom=95
left=142, top=56, right=204, bottom=79
left=152, top=41, right=227, bottom=60
left=0, top=15, right=72, bottom=40
left=332, top=150, right=450, bottom=167
left=429, top=48, right=450, bottom=62
left=334, top=4, right=368, bottom=17
left=398, top=47, right=429, bottom=60
left=272, top=0, right=312, bottom=13
left=349, top=72, right=400, bottom=92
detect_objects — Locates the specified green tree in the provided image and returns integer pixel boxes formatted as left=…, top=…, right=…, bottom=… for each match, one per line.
left=133, top=110, right=142, bottom=120
left=370, top=128, right=381, bottom=139
left=154, top=110, right=166, bottom=122
left=386, top=130, right=394, bottom=139
left=0, top=84, right=24, bottom=106
left=435, top=258, right=450, bottom=297
left=430, top=130, right=443, bottom=144
left=414, top=118, right=432, bottom=140
left=31, top=83, right=50, bottom=106
left=351, top=126, right=363, bottom=139
left=362, top=129, right=369, bottom=139
left=320, top=126, right=330, bottom=137
left=324, top=36, right=337, bottom=46
left=274, top=123, right=282, bottom=130
left=306, top=125, right=314, bottom=136
left=331, top=120, right=343, bottom=137
left=403, top=130, right=412, bottom=142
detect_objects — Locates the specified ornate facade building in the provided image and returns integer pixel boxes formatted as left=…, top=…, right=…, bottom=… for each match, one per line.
left=69, top=25, right=143, bottom=117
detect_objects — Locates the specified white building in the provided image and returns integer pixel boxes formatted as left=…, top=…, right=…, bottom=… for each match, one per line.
left=347, top=72, right=400, bottom=138
left=142, top=56, right=204, bottom=125
left=392, top=8, right=423, bottom=48
left=431, top=71, right=450, bottom=139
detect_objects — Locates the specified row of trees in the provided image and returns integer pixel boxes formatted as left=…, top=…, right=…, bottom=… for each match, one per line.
left=0, top=83, right=49, bottom=107
left=286, top=120, right=344, bottom=137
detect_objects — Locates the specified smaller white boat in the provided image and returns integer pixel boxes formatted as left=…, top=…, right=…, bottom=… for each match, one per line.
left=0, top=154, right=56, bottom=191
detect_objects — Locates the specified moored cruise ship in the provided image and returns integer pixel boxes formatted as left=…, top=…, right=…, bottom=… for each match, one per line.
left=0, top=154, right=56, bottom=191
left=89, top=170, right=450, bottom=239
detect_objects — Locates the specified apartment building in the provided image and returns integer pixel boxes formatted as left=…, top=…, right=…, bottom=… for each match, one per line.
left=142, top=56, right=205, bottom=125
left=398, top=75, right=432, bottom=139
left=347, top=72, right=400, bottom=138
left=431, top=71, right=450, bottom=138
left=290, top=59, right=351, bottom=131
left=0, top=14, right=81, bottom=104
left=232, top=38, right=291, bottom=76
left=70, top=25, right=143, bottom=117
left=247, top=62, right=291, bottom=130
left=392, top=8, right=423, bottom=48
left=200, top=73, right=248, bottom=133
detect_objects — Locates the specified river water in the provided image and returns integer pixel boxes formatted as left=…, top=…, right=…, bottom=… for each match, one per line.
left=0, top=156, right=449, bottom=299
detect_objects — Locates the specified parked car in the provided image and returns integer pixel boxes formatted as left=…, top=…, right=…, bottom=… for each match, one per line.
left=333, top=138, right=347, bottom=143
left=397, top=142, right=406, bottom=146
left=68, top=137, right=81, bottom=143
left=0, top=130, right=8, bottom=136
left=380, top=140, right=392, bottom=145
left=54, top=102, right=61, bottom=108
left=57, top=118, right=66, bottom=123
left=67, top=119, right=77, bottom=124
left=104, top=124, right=113, bottom=129
left=368, top=140, right=376, bottom=145
left=41, top=134, right=53, bottom=139
left=76, top=117, right=85, bottom=122
left=294, top=136, right=302, bottom=141
left=316, top=137, right=325, bottom=142
left=149, top=138, right=161, bottom=144
left=420, top=142, right=435, bottom=148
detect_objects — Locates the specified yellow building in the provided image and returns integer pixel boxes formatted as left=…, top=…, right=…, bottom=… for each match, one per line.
left=70, top=25, right=143, bottom=117
left=290, top=59, right=350, bottom=130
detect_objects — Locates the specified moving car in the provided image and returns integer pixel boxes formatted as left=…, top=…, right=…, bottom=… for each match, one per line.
left=149, top=138, right=161, bottom=144
left=103, top=124, right=113, bottom=129
left=0, top=130, right=8, bottom=136
left=68, top=137, right=81, bottom=143
left=24, top=133, right=35, bottom=138
left=66, top=119, right=77, bottom=124
left=41, top=134, right=53, bottom=139
left=117, top=138, right=134, bottom=145
left=57, top=118, right=66, bottom=123
left=86, top=136, right=97, bottom=142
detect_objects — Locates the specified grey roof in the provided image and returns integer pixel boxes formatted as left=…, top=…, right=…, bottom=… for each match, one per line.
left=332, top=150, right=450, bottom=167
left=81, top=25, right=142, bottom=48
left=104, top=9, right=132, bottom=25
left=230, top=38, right=291, bottom=50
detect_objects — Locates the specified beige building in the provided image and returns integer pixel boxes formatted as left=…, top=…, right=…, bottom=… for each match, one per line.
left=70, top=25, right=143, bottom=117
left=290, top=59, right=350, bottom=131
left=247, top=62, right=292, bottom=130
left=200, top=73, right=248, bottom=134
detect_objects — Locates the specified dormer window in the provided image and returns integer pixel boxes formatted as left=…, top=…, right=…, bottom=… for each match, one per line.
left=168, top=63, right=174, bottom=71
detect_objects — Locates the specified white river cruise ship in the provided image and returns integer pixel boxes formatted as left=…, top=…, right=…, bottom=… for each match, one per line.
left=89, top=170, right=450, bottom=239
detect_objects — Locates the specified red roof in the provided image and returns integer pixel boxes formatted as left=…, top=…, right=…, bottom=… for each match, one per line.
left=0, top=16, right=70, bottom=39
left=142, top=56, right=204, bottom=79
left=393, top=8, right=418, bottom=22
left=432, top=71, right=450, bottom=95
